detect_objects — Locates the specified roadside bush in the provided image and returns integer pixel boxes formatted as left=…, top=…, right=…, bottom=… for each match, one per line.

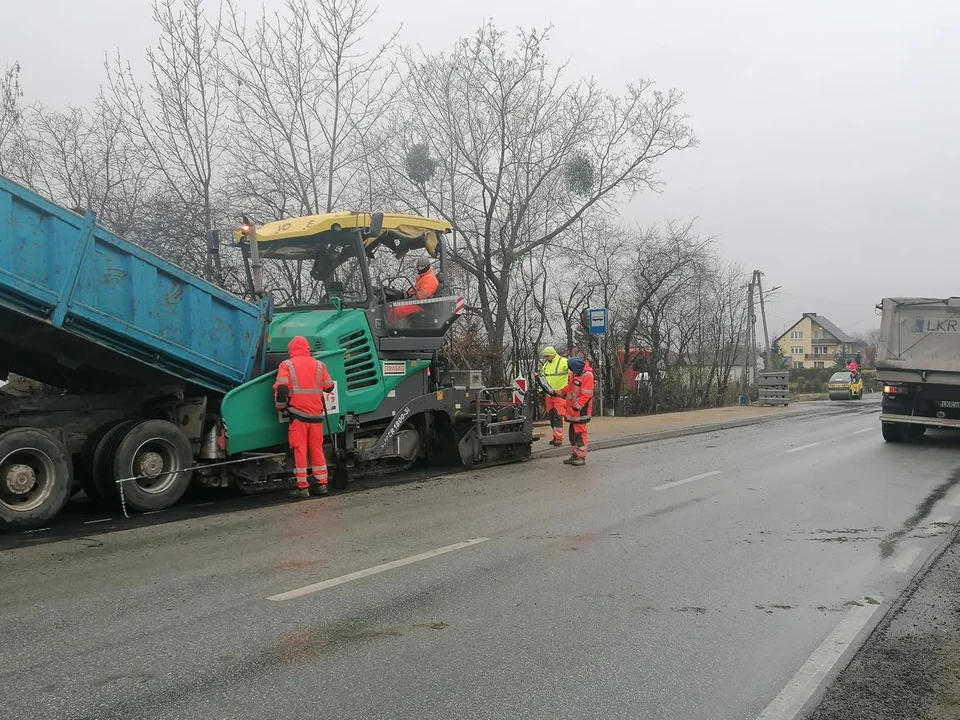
left=789, top=368, right=835, bottom=394
left=788, top=367, right=874, bottom=394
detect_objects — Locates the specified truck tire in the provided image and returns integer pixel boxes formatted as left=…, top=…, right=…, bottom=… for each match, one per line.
left=0, top=428, right=73, bottom=530
left=881, top=422, right=908, bottom=443
left=111, top=420, right=193, bottom=512
left=92, top=420, right=139, bottom=504
left=74, top=421, right=124, bottom=504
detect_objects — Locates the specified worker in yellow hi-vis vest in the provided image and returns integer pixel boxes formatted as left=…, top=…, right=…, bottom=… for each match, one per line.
left=538, top=347, right=570, bottom=447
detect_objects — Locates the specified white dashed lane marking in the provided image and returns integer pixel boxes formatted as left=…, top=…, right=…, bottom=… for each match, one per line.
left=785, top=442, right=821, bottom=454
left=653, top=470, right=723, bottom=491
left=267, top=537, right=490, bottom=602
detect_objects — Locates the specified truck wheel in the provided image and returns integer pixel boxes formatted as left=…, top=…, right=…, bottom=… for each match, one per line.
left=92, top=420, right=139, bottom=504
left=881, top=422, right=908, bottom=443
left=74, top=422, right=124, bottom=504
left=112, top=420, right=193, bottom=512
left=0, top=428, right=73, bottom=530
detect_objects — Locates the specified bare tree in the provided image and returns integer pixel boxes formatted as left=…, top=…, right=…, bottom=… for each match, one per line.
left=107, top=0, right=227, bottom=271
left=853, top=329, right=881, bottom=368
left=26, top=97, right=153, bottom=235
left=704, top=264, right=750, bottom=404
left=220, top=0, right=397, bottom=219
left=0, top=62, right=27, bottom=180
left=386, top=23, right=696, bottom=383
left=602, top=221, right=708, bottom=411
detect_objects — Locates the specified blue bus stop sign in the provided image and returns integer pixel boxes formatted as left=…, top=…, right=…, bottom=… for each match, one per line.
left=588, top=308, right=607, bottom=335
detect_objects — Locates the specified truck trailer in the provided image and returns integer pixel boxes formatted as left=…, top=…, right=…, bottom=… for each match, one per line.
left=876, top=297, right=960, bottom=442
left=0, top=176, right=534, bottom=530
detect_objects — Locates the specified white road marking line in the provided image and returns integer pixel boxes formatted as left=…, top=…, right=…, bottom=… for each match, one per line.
left=889, top=545, right=924, bottom=573
left=267, top=537, right=490, bottom=602
left=22, top=527, right=50, bottom=534
left=756, top=599, right=883, bottom=720
left=653, top=470, right=722, bottom=491
left=836, top=428, right=874, bottom=439
left=785, top=442, right=821, bottom=454
left=84, top=518, right=112, bottom=525
left=143, top=510, right=164, bottom=515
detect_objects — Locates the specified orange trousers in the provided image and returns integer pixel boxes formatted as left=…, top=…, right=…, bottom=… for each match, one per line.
left=388, top=304, right=422, bottom=322
left=288, top=419, right=327, bottom=489
left=544, top=395, right=567, bottom=441
left=568, top=421, right=588, bottom=459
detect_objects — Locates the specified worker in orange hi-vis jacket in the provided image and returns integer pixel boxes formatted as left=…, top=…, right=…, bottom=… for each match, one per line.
left=559, top=357, right=594, bottom=466
left=273, top=336, right=336, bottom=499
left=388, top=257, right=439, bottom=323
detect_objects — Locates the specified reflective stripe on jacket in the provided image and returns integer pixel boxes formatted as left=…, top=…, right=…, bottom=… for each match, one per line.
left=274, top=355, right=334, bottom=422
left=562, top=365, right=595, bottom=423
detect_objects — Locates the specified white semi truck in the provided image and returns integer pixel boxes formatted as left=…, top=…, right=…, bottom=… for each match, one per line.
left=876, top=297, right=960, bottom=442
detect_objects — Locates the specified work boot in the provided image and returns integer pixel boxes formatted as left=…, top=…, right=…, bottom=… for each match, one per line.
left=289, top=487, right=310, bottom=499
left=549, top=439, right=564, bottom=447
left=309, top=482, right=329, bottom=497
left=562, top=455, right=578, bottom=465
left=568, top=457, right=585, bottom=466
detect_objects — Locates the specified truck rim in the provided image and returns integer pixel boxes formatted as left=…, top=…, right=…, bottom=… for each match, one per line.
left=130, top=439, right=182, bottom=495
left=0, top=447, right=57, bottom=513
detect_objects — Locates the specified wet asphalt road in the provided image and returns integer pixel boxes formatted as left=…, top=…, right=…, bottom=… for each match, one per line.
left=4, top=397, right=960, bottom=720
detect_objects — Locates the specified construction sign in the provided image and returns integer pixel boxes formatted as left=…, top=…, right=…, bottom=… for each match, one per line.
left=513, top=377, right=527, bottom=405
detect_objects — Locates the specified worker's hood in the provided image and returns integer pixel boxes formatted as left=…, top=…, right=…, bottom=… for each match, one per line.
left=288, top=335, right=312, bottom=358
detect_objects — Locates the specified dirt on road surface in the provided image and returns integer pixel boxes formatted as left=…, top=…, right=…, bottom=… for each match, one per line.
left=808, top=528, right=960, bottom=720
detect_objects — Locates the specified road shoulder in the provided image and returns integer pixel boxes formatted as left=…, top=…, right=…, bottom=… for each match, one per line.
left=807, top=526, right=960, bottom=720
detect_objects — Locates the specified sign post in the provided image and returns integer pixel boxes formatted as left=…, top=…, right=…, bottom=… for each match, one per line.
left=587, top=308, right=608, bottom=416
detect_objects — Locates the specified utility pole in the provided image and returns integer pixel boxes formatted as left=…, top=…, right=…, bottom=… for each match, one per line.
left=742, top=274, right=755, bottom=392
left=756, top=270, right=770, bottom=368
left=205, top=228, right=222, bottom=283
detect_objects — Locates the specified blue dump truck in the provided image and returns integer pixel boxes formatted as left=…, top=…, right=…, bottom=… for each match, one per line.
left=0, top=176, right=534, bottom=530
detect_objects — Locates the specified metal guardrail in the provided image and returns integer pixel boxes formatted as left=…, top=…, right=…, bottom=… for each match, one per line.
left=758, top=371, right=790, bottom=406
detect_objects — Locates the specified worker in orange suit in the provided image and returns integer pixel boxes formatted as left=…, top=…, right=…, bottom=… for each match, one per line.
left=273, top=336, right=336, bottom=499
left=388, top=257, right=439, bottom=323
left=560, top=357, right=594, bottom=466
left=537, top=346, right=570, bottom=446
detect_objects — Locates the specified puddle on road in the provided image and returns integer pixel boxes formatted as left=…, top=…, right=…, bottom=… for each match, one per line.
left=879, top=466, right=960, bottom=559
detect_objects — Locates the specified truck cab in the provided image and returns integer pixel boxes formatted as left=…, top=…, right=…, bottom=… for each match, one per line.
left=235, top=212, right=461, bottom=369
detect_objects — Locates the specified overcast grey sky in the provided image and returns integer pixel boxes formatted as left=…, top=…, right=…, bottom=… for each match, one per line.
left=4, top=0, right=959, bottom=336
